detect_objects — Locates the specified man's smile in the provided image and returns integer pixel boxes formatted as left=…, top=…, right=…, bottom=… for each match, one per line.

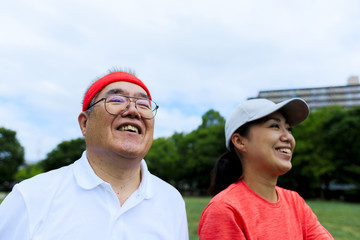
left=117, top=124, right=140, bottom=134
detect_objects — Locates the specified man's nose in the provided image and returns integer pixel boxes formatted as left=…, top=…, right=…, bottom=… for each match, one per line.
left=121, top=101, right=141, bottom=119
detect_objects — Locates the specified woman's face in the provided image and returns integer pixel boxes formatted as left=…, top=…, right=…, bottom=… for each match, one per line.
left=238, top=111, right=296, bottom=177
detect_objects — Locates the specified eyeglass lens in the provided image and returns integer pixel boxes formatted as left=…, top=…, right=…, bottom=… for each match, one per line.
left=105, top=95, right=156, bottom=118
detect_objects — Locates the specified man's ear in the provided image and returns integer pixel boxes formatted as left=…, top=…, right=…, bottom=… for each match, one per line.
left=231, top=133, right=247, bottom=153
left=78, top=112, right=89, bottom=137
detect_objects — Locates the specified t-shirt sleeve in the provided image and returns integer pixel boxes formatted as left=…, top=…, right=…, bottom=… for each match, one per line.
left=0, top=185, right=31, bottom=240
left=198, top=200, right=246, bottom=240
left=302, top=200, right=334, bottom=240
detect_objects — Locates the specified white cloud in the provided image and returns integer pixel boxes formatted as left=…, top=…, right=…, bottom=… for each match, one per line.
left=1, top=0, right=359, bottom=163
left=155, top=107, right=202, bottom=138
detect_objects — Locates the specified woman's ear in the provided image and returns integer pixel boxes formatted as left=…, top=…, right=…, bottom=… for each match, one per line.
left=231, top=133, right=247, bottom=153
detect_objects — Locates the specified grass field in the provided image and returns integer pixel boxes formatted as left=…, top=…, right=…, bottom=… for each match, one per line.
left=1, top=194, right=359, bottom=239
left=184, top=196, right=360, bottom=240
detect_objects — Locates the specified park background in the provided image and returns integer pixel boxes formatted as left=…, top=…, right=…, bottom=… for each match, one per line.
left=1, top=0, right=360, bottom=239
left=1, top=105, right=360, bottom=239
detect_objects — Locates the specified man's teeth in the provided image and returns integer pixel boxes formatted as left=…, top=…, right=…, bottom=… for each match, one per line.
left=119, top=125, right=139, bottom=134
left=278, top=148, right=291, bottom=154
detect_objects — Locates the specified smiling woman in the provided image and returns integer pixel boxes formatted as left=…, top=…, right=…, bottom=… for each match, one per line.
left=198, top=98, right=334, bottom=240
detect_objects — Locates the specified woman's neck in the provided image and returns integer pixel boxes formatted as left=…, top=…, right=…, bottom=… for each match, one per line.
left=242, top=171, right=278, bottom=202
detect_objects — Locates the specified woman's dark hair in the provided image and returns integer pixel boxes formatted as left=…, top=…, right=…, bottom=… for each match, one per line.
left=209, top=121, right=253, bottom=196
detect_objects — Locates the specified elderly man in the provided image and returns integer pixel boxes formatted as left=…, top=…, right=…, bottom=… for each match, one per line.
left=0, top=71, right=189, bottom=240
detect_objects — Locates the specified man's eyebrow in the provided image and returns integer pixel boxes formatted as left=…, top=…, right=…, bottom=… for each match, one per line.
left=105, top=88, right=150, bottom=99
left=105, top=88, right=125, bottom=95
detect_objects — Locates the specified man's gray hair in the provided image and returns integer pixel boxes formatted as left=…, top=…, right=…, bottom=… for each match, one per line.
left=83, top=67, right=137, bottom=114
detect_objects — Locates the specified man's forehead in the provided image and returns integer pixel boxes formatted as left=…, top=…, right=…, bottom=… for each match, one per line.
left=101, top=81, right=149, bottom=98
left=82, top=71, right=152, bottom=111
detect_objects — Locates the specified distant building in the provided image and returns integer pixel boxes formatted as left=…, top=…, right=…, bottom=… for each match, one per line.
left=252, top=76, right=360, bottom=110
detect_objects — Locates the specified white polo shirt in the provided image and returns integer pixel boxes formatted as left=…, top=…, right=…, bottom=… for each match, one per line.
left=0, top=151, right=189, bottom=240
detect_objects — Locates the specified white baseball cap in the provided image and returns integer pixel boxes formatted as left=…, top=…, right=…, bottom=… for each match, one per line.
left=225, top=98, right=309, bottom=150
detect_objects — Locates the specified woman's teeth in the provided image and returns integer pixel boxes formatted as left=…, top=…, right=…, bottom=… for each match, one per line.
left=278, top=148, right=291, bottom=154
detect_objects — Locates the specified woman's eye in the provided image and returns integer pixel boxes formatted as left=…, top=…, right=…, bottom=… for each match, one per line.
left=270, top=124, right=280, bottom=129
left=287, top=127, right=293, bottom=133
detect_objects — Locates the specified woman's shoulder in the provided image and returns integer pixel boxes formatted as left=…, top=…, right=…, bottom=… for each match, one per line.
left=276, top=186, right=305, bottom=204
left=208, top=181, right=246, bottom=205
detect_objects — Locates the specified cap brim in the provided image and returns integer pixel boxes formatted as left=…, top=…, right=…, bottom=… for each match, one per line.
left=275, top=98, right=309, bottom=126
left=249, top=98, right=309, bottom=126
left=225, top=98, right=309, bottom=150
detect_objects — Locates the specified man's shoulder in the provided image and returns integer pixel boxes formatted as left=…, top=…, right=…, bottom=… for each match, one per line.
left=16, top=163, right=75, bottom=196
left=149, top=174, right=183, bottom=199
left=141, top=160, right=184, bottom=201
left=150, top=174, right=180, bottom=192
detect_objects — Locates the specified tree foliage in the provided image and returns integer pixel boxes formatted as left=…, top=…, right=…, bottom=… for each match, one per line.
left=322, top=107, right=360, bottom=187
left=147, top=107, right=360, bottom=200
left=5, top=105, right=360, bottom=201
left=15, top=163, right=44, bottom=182
left=278, top=106, right=360, bottom=200
left=146, top=109, right=226, bottom=193
left=41, top=137, right=86, bottom=171
left=0, top=127, right=24, bottom=183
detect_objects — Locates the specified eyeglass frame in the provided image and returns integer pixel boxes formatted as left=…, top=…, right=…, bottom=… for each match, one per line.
left=86, top=94, right=159, bottom=119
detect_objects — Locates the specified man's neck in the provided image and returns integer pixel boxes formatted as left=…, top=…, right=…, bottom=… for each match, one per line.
left=86, top=150, right=142, bottom=206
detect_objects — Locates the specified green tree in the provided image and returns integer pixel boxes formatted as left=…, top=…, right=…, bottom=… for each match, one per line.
left=279, top=106, right=360, bottom=199
left=322, top=107, right=360, bottom=189
left=147, top=132, right=192, bottom=189
left=199, top=109, right=224, bottom=128
left=0, top=127, right=25, bottom=183
left=15, top=163, right=44, bottom=181
left=41, top=138, right=86, bottom=171
left=146, top=110, right=226, bottom=193
left=190, top=111, right=226, bottom=190
left=284, top=107, right=342, bottom=197
left=146, top=106, right=360, bottom=199
left=180, top=110, right=225, bottom=192
left=146, top=136, right=179, bottom=185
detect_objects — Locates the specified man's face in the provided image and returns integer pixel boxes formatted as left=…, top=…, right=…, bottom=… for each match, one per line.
left=80, top=81, right=155, bottom=161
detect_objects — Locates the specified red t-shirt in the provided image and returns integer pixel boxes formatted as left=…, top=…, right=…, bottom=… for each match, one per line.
left=198, top=180, right=333, bottom=240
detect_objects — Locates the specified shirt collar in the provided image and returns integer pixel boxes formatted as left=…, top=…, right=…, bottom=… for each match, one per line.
left=73, top=151, right=104, bottom=189
left=138, top=159, right=155, bottom=199
left=73, top=151, right=155, bottom=199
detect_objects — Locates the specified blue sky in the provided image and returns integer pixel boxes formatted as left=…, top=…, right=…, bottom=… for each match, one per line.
left=1, top=0, right=359, bottom=163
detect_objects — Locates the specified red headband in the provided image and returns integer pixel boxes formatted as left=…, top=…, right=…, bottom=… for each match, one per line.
left=82, top=72, right=152, bottom=111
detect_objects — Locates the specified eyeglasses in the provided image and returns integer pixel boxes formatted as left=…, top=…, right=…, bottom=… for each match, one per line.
left=87, top=94, right=159, bottom=119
